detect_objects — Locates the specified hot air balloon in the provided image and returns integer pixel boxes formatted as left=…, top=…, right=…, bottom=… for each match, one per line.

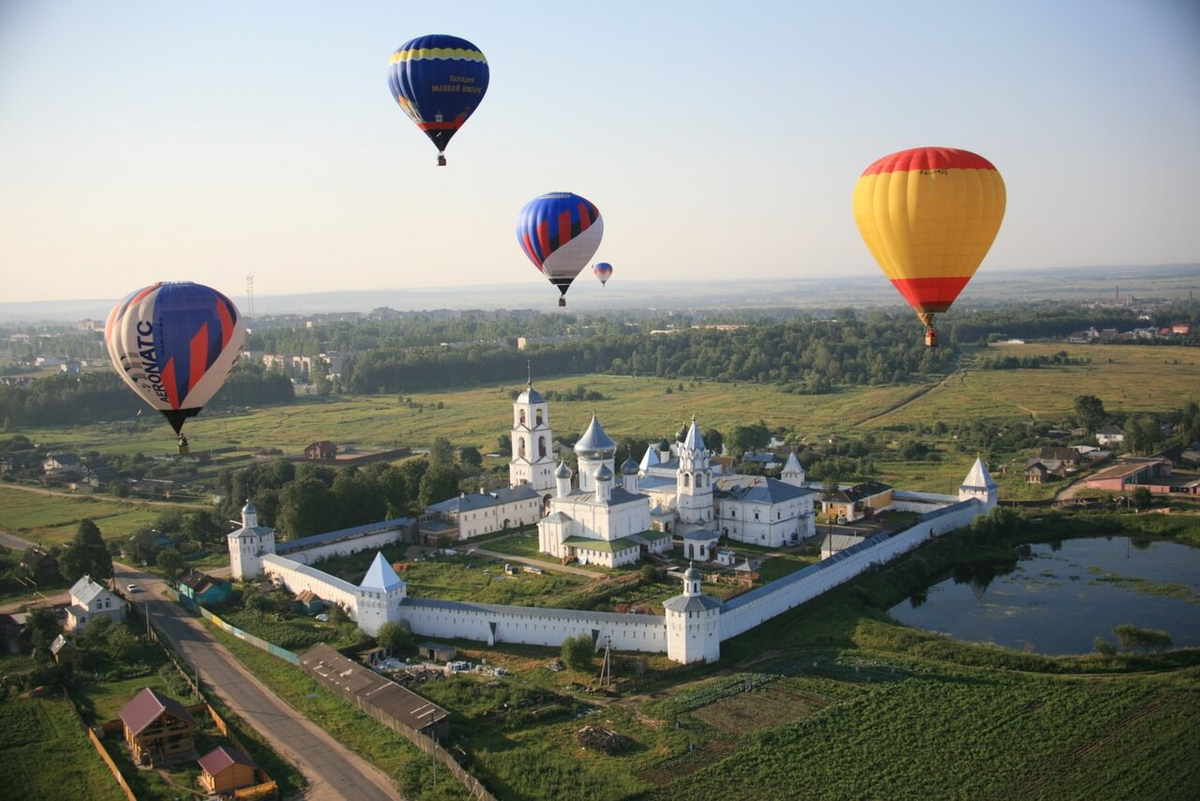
left=852, top=147, right=1005, bottom=346
left=387, top=34, right=489, bottom=166
left=105, top=282, right=245, bottom=453
left=593, top=262, right=613, bottom=286
left=516, top=192, right=604, bottom=306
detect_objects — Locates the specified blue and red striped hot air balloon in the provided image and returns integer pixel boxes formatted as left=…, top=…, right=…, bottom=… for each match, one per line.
left=387, top=34, right=489, bottom=166
left=516, top=192, right=604, bottom=306
left=105, top=282, right=245, bottom=452
left=593, top=262, right=613, bottom=286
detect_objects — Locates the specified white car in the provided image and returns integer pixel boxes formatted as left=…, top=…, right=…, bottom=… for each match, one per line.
left=126, top=584, right=139, bottom=593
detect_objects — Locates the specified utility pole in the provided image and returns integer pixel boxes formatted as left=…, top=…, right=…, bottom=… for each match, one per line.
left=599, top=635, right=613, bottom=688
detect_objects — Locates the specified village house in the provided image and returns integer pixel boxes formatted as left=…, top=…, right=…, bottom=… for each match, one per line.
left=119, top=688, right=198, bottom=767
left=65, top=575, right=125, bottom=632
left=1084, top=457, right=1197, bottom=495
left=50, top=634, right=75, bottom=664
left=177, top=569, right=231, bottom=608
left=304, top=440, right=337, bottom=460
left=197, top=745, right=259, bottom=795
left=20, top=547, right=60, bottom=583
left=821, top=481, right=894, bottom=523
left=1096, top=425, right=1125, bottom=447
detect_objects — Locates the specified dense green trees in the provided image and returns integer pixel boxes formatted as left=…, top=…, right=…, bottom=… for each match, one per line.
left=1073, top=395, right=1108, bottom=433
left=59, top=519, right=112, bottom=582
left=561, top=632, right=595, bottom=672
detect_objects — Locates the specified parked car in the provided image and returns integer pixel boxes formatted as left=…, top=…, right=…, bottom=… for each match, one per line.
left=126, top=584, right=139, bottom=593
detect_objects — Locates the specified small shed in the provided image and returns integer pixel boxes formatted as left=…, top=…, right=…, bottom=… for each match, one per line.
left=119, top=688, right=197, bottom=767
left=50, top=633, right=75, bottom=664
left=305, top=440, right=337, bottom=460
left=715, top=549, right=737, bottom=567
left=291, top=589, right=327, bottom=615
left=680, top=529, right=720, bottom=562
left=418, top=642, right=457, bottom=663
left=197, top=745, right=258, bottom=795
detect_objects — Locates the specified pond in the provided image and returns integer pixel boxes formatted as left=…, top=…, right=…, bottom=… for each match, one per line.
left=887, top=536, right=1200, bottom=654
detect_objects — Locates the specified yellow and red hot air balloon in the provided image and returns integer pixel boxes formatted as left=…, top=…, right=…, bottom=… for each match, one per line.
left=852, top=147, right=1005, bottom=346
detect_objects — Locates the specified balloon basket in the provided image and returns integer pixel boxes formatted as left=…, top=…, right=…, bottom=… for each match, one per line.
left=558, top=297, right=566, bottom=307
left=177, top=436, right=189, bottom=455
left=925, top=328, right=938, bottom=347
left=437, top=154, right=447, bottom=166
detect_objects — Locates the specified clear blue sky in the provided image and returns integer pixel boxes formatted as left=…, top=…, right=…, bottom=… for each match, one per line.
left=1, top=0, right=1197, bottom=305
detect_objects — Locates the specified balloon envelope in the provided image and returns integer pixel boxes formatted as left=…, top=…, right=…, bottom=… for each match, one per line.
left=387, top=34, right=489, bottom=162
left=516, top=192, right=604, bottom=303
left=105, top=282, right=245, bottom=434
left=852, top=147, right=1005, bottom=324
left=593, top=262, right=613, bottom=286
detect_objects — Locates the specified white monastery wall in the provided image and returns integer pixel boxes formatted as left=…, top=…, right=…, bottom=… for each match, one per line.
left=399, top=600, right=667, bottom=654
left=262, top=554, right=359, bottom=614
left=277, top=529, right=404, bottom=565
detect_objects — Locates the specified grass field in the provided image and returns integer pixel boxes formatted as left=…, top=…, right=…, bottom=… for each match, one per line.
left=0, top=485, right=199, bottom=546
left=0, top=694, right=125, bottom=801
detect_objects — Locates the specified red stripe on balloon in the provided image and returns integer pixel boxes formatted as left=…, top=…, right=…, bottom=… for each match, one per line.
left=862, top=147, right=996, bottom=176
left=216, top=298, right=234, bottom=349
left=577, top=203, right=591, bottom=232
left=522, top=233, right=543, bottom=270
left=161, top=358, right=180, bottom=409
left=889, top=276, right=972, bottom=313
left=188, top=323, right=209, bottom=395
left=417, top=121, right=462, bottom=131
left=536, top=222, right=550, bottom=263
left=557, top=210, right=572, bottom=248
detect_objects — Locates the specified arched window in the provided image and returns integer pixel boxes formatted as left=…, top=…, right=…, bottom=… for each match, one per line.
left=518, top=438, right=526, bottom=458
left=538, top=436, right=547, bottom=457
left=535, top=410, right=544, bottom=425
left=683, top=473, right=690, bottom=487
left=519, top=410, right=526, bottom=425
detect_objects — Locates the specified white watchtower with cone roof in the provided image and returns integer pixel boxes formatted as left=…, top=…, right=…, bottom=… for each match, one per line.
left=664, top=564, right=721, bottom=664
left=509, top=370, right=555, bottom=493
left=676, top=417, right=714, bottom=534
left=227, top=500, right=275, bottom=580
left=355, top=552, right=407, bottom=636
left=959, top=457, right=999, bottom=511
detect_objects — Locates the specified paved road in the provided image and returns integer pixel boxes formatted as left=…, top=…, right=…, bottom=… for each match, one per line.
left=119, top=565, right=404, bottom=801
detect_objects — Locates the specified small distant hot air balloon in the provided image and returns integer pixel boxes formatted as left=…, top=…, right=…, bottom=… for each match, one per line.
left=593, top=262, right=613, bottom=286
left=516, top=192, right=604, bottom=306
left=852, top=147, right=1006, bottom=346
left=387, top=34, right=489, bottom=166
left=105, top=282, right=244, bottom=453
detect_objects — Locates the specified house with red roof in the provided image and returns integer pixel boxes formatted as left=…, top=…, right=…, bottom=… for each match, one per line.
left=119, top=688, right=197, bottom=766
left=197, top=745, right=258, bottom=795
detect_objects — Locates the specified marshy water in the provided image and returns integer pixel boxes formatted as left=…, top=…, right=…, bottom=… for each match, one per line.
left=887, top=536, right=1200, bottom=654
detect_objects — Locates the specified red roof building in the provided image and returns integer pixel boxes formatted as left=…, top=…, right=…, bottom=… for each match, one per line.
left=198, top=745, right=258, bottom=795
left=118, top=688, right=197, bottom=766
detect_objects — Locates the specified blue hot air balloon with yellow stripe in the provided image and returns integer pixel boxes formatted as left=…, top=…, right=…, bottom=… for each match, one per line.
left=388, top=34, right=489, bottom=166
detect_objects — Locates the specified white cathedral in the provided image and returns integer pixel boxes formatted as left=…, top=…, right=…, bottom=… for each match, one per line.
left=498, top=378, right=818, bottom=568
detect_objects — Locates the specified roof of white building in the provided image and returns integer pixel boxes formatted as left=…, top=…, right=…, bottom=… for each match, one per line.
left=960, top=457, right=998, bottom=492
left=715, top=475, right=815, bottom=503
left=516, top=383, right=545, bottom=404
left=783, top=452, right=803, bottom=474
left=360, top=552, right=405, bottom=592
left=68, top=575, right=109, bottom=606
left=680, top=529, right=720, bottom=541
left=638, top=444, right=661, bottom=470
left=663, top=593, right=722, bottom=613
left=560, top=485, right=647, bottom=509
left=621, top=457, right=640, bottom=475
left=682, top=417, right=705, bottom=451
left=425, top=485, right=541, bottom=514
left=594, top=463, right=613, bottom=482
left=555, top=461, right=572, bottom=478
left=638, top=474, right=676, bottom=492
left=575, top=415, right=616, bottom=457
left=228, top=522, right=275, bottom=541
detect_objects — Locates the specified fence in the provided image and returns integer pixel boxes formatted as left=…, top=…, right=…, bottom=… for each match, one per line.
left=198, top=607, right=301, bottom=665
left=60, top=689, right=138, bottom=801
left=300, top=646, right=494, bottom=800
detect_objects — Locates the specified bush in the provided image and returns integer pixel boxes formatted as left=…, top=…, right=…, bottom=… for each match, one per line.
left=561, top=633, right=595, bottom=673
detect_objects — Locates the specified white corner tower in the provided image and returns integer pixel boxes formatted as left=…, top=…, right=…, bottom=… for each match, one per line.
left=959, top=457, right=999, bottom=511
left=676, top=416, right=714, bottom=533
left=510, top=371, right=554, bottom=493
left=664, top=564, right=721, bottom=664
left=356, top=552, right=407, bottom=636
left=227, top=500, right=276, bottom=580
left=574, top=414, right=616, bottom=493
left=781, top=451, right=807, bottom=488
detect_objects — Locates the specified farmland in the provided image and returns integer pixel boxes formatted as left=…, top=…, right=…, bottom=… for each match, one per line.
left=0, top=484, right=200, bottom=546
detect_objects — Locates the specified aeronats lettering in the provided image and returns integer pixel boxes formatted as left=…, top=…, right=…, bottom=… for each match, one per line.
left=919, top=169, right=950, bottom=176
left=431, top=84, right=483, bottom=94
left=134, top=320, right=169, bottom=403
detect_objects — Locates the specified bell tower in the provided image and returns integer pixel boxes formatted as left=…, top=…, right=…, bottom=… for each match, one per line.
left=509, top=367, right=554, bottom=492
